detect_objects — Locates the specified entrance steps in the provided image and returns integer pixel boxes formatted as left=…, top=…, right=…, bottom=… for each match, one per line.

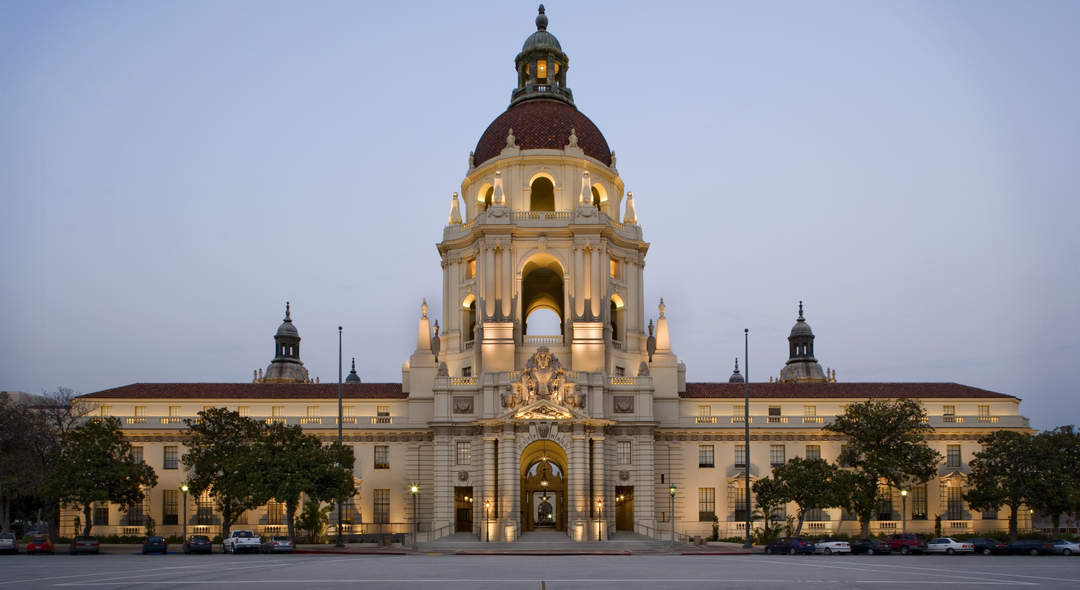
left=418, top=530, right=673, bottom=554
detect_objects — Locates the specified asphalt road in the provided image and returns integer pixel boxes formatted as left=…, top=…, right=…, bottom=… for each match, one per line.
left=2, top=553, right=1080, bottom=589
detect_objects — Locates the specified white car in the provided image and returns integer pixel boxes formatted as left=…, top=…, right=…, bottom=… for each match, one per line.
left=0, top=532, right=17, bottom=554
left=926, top=537, right=974, bottom=554
left=1050, top=539, right=1079, bottom=556
left=223, top=530, right=262, bottom=554
left=812, top=539, right=851, bottom=555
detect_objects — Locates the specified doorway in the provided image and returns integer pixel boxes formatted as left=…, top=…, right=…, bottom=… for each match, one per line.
left=454, top=487, right=474, bottom=533
left=520, top=439, right=568, bottom=532
left=615, top=486, right=634, bottom=531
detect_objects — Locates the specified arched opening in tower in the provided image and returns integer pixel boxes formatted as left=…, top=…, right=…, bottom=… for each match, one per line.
left=530, top=177, right=555, bottom=211
left=521, top=256, right=564, bottom=336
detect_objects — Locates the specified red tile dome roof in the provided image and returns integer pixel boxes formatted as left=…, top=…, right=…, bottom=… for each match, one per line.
left=473, top=99, right=611, bottom=168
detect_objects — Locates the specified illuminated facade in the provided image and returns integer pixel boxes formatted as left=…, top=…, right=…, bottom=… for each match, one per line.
left=72, top=6, right=1032, bottom=542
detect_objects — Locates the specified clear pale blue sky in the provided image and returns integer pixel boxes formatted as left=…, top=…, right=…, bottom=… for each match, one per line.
left=2, top=1, right=1078, bottom=430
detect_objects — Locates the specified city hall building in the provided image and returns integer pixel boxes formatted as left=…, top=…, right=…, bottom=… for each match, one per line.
left=71, top=6, right=1031, bottom=543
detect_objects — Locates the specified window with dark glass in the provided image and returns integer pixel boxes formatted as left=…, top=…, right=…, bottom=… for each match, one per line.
left=374, top=446, right=390, bottom=469
left=698, top=445, right=714, bottom=468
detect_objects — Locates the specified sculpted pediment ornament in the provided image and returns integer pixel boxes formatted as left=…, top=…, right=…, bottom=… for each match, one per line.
left=501, top=347, right=584, bottom=417
left=514, top=401, right=574, bottom=421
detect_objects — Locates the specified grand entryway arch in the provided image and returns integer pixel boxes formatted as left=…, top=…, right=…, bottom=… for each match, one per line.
left=520, top=439, right=568, bottom=533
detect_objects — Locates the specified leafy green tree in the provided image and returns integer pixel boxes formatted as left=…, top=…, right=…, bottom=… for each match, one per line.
left=825, top=399, right=940, bottom=538
left=833, top=469, right=881, bottom=538
left=1030, top=426, right=1080, bottom=536
left=47, top=417, right=158, bottom=536
left=258, top=423, right=356, bottom=540
left=965, top=430, right=1041, bottom=541
left=769, top=457, right=847, bottom=536
left=752, top=476, right=787, bottom=541
left=297, top=498, right=331, bottom=542
left=182, top=408, right=268, bottom=540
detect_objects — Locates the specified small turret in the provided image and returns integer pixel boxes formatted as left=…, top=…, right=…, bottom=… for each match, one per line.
left=345, top=358, right=362, bottom=383
left=778, top=301, right=827, bottom=383
left=262, top=302, right=311, bottom=383
left=728, top=358, right=745, bottom=383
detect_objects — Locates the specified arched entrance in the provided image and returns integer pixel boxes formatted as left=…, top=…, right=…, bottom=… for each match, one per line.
left=521, top=254, right=565, bottom=337
left=520, top=439, right=568, bottom=532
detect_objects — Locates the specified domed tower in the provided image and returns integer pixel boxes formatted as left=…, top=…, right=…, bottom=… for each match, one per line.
left=778, top=301, right=827, bottom=383
left=262, top=302, right=310, bottom=383
left=434, top=3, right=661, bottom=386
left=728, top=358, right=745, bottom=383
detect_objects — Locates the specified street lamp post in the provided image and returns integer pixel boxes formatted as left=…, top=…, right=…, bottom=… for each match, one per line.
left=596, top=498, right=604, bottom=542
left=180, top=483, right=189, bottom=541
left=336, top=326, right=345, bottom=548
left=669, top=483, right=677, bottom=546
left=743, top=328, right=751, bottom=549
left=901, top=489, right=909, bottom=534
left=410, top=484, right=419, bottom=549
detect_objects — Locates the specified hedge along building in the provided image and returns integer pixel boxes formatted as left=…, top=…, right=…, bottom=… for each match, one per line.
left=73, top=6, right=1031, bottom=543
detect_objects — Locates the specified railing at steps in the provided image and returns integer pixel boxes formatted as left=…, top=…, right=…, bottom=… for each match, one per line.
left=634, top=521, right=690, bottom=545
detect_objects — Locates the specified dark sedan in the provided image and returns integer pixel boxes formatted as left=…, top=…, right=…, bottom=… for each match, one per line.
left=851, top=538, right=892, bottom=555
left=764, top=537, right=815, bottom=555
left=968, top=537, right=1009, bottom=555
left=142, top=536, right=168, bottom=554
left=69, top=536, right=100, bottom=555
left=182, top=535, right=213, bottom=554
left=1009, top=540, right=1055, bottom=555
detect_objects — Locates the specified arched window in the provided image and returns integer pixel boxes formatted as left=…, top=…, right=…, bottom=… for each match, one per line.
left=592, top=186, right=602, bottom=208
left=462, top=294, right=477, bottom=344
left=610, top=300, right=619, bottom=342
left=530, top=177, right=555, bottom=212
left=483, top=186, right=494, bottom=208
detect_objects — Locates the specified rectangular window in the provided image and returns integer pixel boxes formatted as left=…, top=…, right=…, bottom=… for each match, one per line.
left=373, top=489, right=390, bottom=524
left=876, top=486, right=894, bottom=521
left=344, top=405, right=355, bottom=417
left=196, top=491, right=214, bottom=525
left=456, top=441, right=471, bottom=465
left=168, top=406, right=181, bottom=417
left=946, top=486, right=965, bottom=520
left=698, top=445, right=714, bottom=468
left=943, top=405, right=957, bottom=422
left=131, top=446, right=144, bottom=463
left=462, top=367, right=472, bottom=377
left=729, top=481, right=750, bottom=521
left=267, top=501, right=284, bottom=525
left=768, top=406, right=782, bottom=423
left=609, top=258, right=618, bottom=279
left=93, top=502, right=109, bottom=526
left=536, top=59, right=548, bottom=79
left=770, top=444, right=785, bottom=466
left=466, top=258, right=476, bottom=279
left=805, top=445, right=821, bottom=460
left=237, top=406, right=250, bottom=417
left=374, top=446, right=390, bottom=469
left=982, top=509, right=998, bottom=520
left=839, top=444, right=851, bottom=467
left=272, top=406, right=284, bottom=417
left=202, top=405, right=214, bottom=412
left=978, top=405, right=990, bottom=418
left=734, top=445, right=746, bottom=468
left=134, top=405, right=146, bottom=417
left=375, top=405, right=391, bottom=424
left=614, top=366, right=626, bottom=377
left=733, top=405, right=746, bottom=423
left=912, top=484, right=928, bottom=520
left=698, top=488, right=716, bottom=522
left=617, top=440, right=631, bottom=465
left=698, top=405, right=711, bottom=417
left=306, top=406, right=320, bottom=417
left=99, top=405, right=112, bottom=417
left=804, top=405, right=816, bottom=417
left=947, top=444, right=962, bottom=468
left=163, top=489, right=179, bottom=525
left=163, top=446, right=178, bottom=470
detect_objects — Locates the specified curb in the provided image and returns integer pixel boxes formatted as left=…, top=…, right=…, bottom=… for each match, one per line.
left=293, top=549, right=408, bottom=555
left=680, top=551, right=756, bottom=555
left=454, top=550, right=633, bottom=556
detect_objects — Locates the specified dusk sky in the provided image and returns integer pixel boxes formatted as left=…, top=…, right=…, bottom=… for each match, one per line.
left=2, top=1, right=1077, bottom=431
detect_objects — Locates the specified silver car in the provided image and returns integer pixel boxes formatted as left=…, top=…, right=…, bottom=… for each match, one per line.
left=261, top=536, right=295, bottom=553
left=1050, top=539, right=1079, bottom=556
left=0, top=532, right=17, bottom=554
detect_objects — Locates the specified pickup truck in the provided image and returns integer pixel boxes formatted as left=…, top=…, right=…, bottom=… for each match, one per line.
left=223, top=530, right=261, bottom=554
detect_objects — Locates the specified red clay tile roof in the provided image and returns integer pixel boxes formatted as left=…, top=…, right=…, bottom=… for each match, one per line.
left=683, top=382, right=1017, bottom=400
left=78, top=383, right=406, bottom=400
left=473, top=99, right=611, bottom=167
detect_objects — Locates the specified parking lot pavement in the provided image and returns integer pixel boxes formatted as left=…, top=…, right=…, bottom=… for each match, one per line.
left=1, top=553, right=1079, bottom=590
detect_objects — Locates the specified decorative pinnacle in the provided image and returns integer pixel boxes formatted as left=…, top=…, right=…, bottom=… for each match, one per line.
left=536, top=4, right=548, bottom=30
left=734, top=358, right=740, bottom=372
left=351, top=357, right=356, bottom=371
left=284, top=301, right=291, bottom=321
left=798, top=300, right=804, bottom=320
left=422, top=298, right=428, bottom=319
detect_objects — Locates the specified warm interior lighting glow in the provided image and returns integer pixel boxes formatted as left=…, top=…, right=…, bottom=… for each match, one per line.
left=537, top=60, right=547, bottom=79
left=410, top=484, right=419, bottom=494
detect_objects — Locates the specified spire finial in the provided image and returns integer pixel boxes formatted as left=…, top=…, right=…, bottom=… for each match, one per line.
left=734, top=358, right=740, bottom=372
left=536, top=4, right=548, bottom=31
left=797, top=300, right=804, bottom=320
left=351, top=357, right=356, bottom=371
left=658, top=298, right=666, bottom=318
left=285, top=301, right=291, bottom=321
left=422, top=298, right=429, bottom=319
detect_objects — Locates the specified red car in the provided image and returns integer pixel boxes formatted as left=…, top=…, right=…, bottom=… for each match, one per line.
left=25, top=535, right=55, bottom=554
left=888, top=533, right=929, bottom=555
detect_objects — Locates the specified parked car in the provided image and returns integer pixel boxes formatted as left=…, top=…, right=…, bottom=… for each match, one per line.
left=69, top=536, right=100, bottom=555
left=967, top=537, right=1008, bottom=555
left=813, top=539, right=851, bottom=555
left=142, top=536, right=168, bottom=554
left=926, top=537, right=974, bottom=554
left=1049, top=539, right=1079, bottom=556
left=183, top=535, right=213, bottom=554
left=261, top=536, right=295, bottom=554
left=0, top=532, right=17, bottom=554
left=25, top=535, right=54, bottom=554
left=850, top=538, right=891, bottom=555
left=764, top=537, right=815, bottom=555
left=1008, top=540, right=1055, bottom=555
left=223, top=530, right=261, bottom=554
left=888, top=533, right=929, bottom=555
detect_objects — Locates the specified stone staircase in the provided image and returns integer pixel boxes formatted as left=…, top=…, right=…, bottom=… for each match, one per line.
left=418, top=529, right=674, bottom=554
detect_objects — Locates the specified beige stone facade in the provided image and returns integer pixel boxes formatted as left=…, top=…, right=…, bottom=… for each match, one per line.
left=69, top=7, right=1032, bottom=543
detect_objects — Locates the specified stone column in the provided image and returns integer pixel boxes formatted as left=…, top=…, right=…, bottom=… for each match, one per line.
left=484, top=245, right=496, bottom=317
left=433, top=430, right=452, bottom=534
left=483, top=435, right=496, bottom=541
left=571, top=424, right=587, bottom=541
left=590, top=244, right=601, bottom=318
left=636, top=429, right=656, bottom=530
left=501, top=243, right=512, bottom=319
left=592, top=435, right=606, bottom=540
left=498, top=424, right=517, bottom=541
left=573, top=244, right=584, bottom=317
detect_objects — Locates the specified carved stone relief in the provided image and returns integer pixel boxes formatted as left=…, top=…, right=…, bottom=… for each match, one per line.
left=453, top=396, right=474, bottom=414
left=613, top=396, right=634, bottom=413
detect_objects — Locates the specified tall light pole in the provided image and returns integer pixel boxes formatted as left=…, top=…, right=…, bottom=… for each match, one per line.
left=596, top=498, right=604, bottom=542
left=484, top=499, right=491, bottom=542
left=901, top=489, right=908, bottom=534
left=335, top=326, right=345, bottom=548
left=410, top=484, right=419, bottom=549
left=669, top=483, right=677, bottom=546
left=743, top=328, right=752, bottom=549
left=180, top=483, right=189, bottom=541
